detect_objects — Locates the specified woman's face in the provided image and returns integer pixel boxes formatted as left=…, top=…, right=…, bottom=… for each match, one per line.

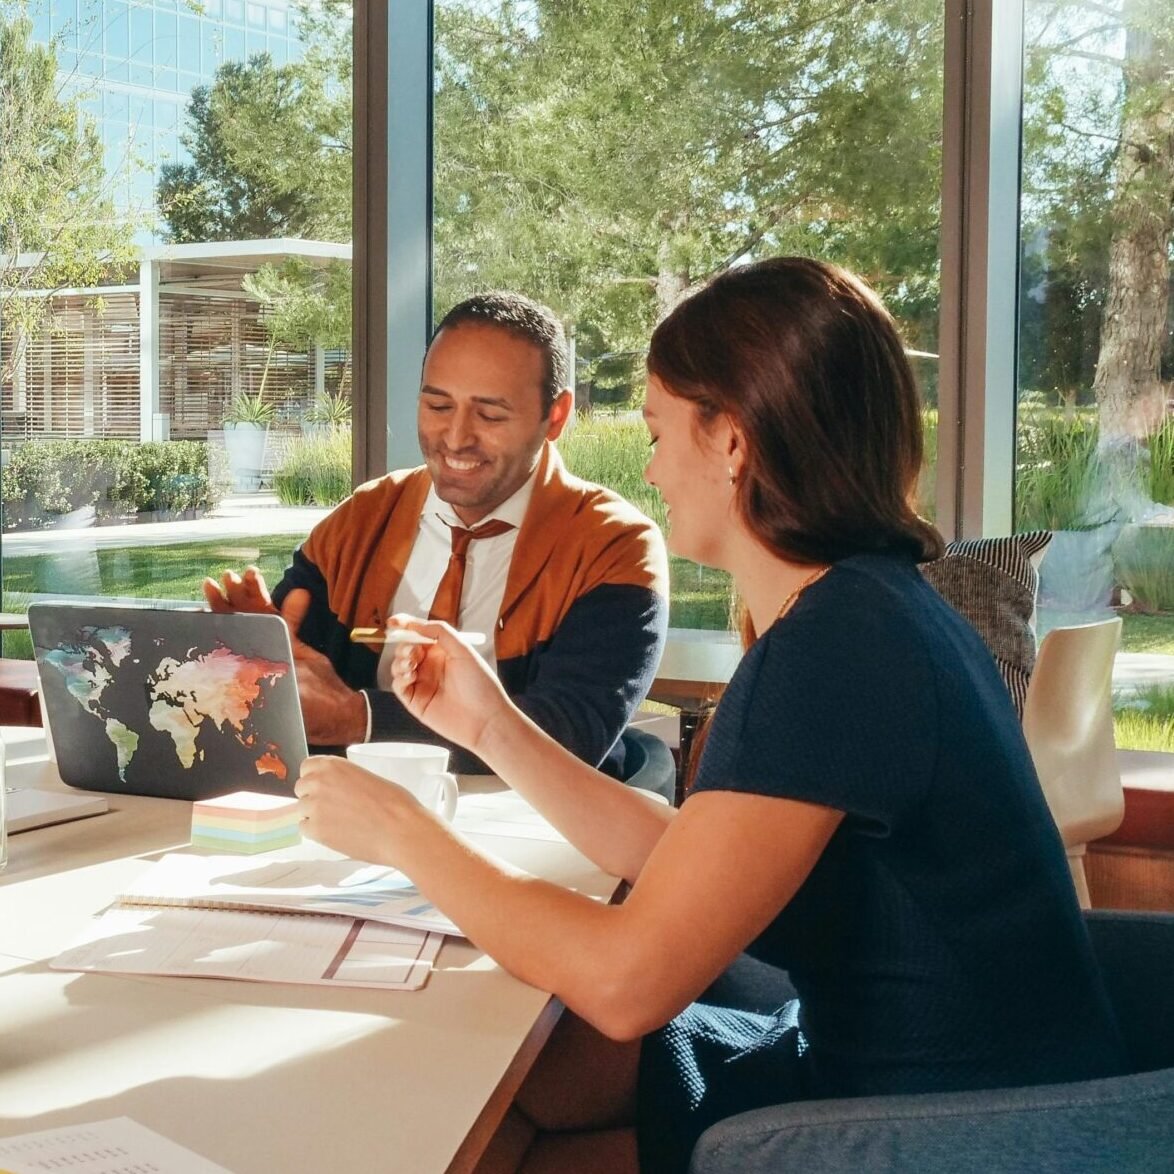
left=643, top=375, right=737, bottom=568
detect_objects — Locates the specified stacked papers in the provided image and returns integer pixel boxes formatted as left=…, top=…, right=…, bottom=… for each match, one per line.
left=191, top=790, right=302, bottom=854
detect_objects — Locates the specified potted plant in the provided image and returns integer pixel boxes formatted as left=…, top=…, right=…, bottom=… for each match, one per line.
left=222, top=394, right=276, bottom=492
left=301, top=391, right=352, bottom=438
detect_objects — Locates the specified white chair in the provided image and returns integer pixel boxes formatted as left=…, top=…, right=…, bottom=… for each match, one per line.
left=1021, top=617, right=1124, bottom=908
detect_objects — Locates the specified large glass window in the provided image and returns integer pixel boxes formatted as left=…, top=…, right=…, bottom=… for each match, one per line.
left=433, top=0, right=944, bottom=631
left=1, top=0, right=354, bottom=656
left=1017, top=2, right=1173, bottom=635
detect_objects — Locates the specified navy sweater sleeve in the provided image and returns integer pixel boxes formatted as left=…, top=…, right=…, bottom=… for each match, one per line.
left=501, top=581, right=667, bottom=777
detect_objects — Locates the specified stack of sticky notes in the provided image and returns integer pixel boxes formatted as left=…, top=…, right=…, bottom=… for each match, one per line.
left=191, top=791, right=302, bottom=854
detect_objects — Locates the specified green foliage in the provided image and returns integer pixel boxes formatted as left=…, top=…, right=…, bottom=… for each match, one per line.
left=0, top=5, right=137, bottom=380
left=273, top=429, right=351, bottom=506
left=222, top=394, right=277, bottom=426
left=158, top=52, right=350, bottom=243
left=305, top=391, right=352, bottom=426
left=1114, top=686, right=1174, bottom=753
left=1146, top=416, right=1174, bottom=506
left=1020, top=2, right=1174, bottom=439
left=1120, top=612, right=1174, bottom=654
left=243, top=258, right=352, bottom=352
left=434, top=0, right=944, bottom=361
left=0, top=441, right=216, bottom=530
left=558, top=414, right=665, bottom=530
left=1113, top=525, right=1174, bottom=614
left=917, top=408, right=938, bottom=523
left=242, top=258, right=353, bottom=400
left=1014, top=411, right=1116, bottom=532
left=667, top=557, right=734, bottom=630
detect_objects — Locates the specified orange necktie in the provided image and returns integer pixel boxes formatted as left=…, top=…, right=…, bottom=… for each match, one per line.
left=427, top=519, right=515, bottom=627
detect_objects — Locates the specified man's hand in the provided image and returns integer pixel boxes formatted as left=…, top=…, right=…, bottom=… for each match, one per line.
left=280, top=588, right=368, bottom=746
left=203, top=566, right=277, bottom=615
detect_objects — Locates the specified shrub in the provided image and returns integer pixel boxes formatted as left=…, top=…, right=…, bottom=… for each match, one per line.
left=916, top=408, right=938, bottom=523
left=558, top=413, right=666, bottom=529
left=1113, top=524, right=1174, bottom=614
left=0, top=440, right=217, bottom=530
left=1014, top=411, right=1114, bottom=532
left=273, top=429, right=352, bottom=506
left=1146, top=416, right=1174, bottom=507
left=305, top=392, right=352, bottom=427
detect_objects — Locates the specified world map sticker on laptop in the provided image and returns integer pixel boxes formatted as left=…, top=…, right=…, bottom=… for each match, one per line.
left=28, top=604, right=308, bottom=800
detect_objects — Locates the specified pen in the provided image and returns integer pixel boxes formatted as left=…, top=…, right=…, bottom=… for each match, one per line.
left=349, top=627, right=488, bottom=647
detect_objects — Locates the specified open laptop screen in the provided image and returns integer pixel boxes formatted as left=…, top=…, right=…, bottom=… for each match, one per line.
left=28, top=603, right=307, bottom=801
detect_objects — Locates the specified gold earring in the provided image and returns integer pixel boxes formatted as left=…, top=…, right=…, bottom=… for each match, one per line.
left=728, top=467, right=736, bottom=484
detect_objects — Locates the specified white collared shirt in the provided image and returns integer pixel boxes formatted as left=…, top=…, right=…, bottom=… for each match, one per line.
left=375, top=466, right=538, bottom=690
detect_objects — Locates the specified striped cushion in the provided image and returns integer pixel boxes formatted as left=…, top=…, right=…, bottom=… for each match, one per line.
left=921, top=531, right=1052, bottom=718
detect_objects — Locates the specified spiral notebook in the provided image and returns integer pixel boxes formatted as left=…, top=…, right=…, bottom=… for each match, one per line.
left=110, top=852, right=461, bottom=936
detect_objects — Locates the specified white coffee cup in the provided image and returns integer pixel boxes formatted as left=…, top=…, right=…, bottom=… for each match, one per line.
left=345, top=741, right=458, bottom=821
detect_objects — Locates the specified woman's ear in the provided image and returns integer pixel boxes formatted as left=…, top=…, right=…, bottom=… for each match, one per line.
left=721, top=416, right=749, bottom=483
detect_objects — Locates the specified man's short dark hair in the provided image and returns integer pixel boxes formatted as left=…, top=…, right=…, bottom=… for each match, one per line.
left=432, top=291, right=569, bottom=414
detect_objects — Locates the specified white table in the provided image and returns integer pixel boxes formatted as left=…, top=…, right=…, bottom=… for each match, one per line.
left=649, top=631, right=741, bottom=803
left=0, top=741, right=619, bottom=1172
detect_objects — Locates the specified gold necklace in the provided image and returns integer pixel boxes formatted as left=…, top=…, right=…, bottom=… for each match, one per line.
left=776, top=565, right=831, bottom=620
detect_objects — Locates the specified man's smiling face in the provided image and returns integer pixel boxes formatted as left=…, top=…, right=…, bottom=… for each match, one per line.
left=417, top=323, right=569, bottom=527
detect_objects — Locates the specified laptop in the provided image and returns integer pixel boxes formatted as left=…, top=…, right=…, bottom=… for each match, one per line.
left=3, top=726, right=109, bottom=833
left=28, top=603, right=308, bottom=801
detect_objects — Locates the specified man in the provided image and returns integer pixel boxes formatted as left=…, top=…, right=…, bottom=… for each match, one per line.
left=205, top=292, right=669, bottom=776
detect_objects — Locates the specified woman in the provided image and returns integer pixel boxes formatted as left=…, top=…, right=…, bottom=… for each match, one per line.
left=296, top=258, right=1124, bottom=1172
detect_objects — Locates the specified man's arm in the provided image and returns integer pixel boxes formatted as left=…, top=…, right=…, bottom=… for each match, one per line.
left=503, top=581, right=667, bottom=775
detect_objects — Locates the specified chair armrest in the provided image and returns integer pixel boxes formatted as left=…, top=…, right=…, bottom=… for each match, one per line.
left=1084, top=910, right=1174, bottom=1071
left=689, top=1068, right=1174, bottom=1174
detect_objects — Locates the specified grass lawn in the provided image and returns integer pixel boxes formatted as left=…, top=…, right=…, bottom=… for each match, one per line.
left=1, top=534, right=303, bottom=659
left=2, top=534, right=301, bottom=605
left=668, top=557, right=733, bottom=630
left=1115, top=685, right=1174, bottom=753
left=1120, top=613, right=1174, bottom=655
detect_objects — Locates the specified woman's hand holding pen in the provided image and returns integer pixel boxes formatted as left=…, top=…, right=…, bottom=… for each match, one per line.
left=387, top=615, right=514, bottom=760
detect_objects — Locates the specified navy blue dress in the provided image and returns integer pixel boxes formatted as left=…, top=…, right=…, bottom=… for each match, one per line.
left=637, top=554, right=1126, bottom=1172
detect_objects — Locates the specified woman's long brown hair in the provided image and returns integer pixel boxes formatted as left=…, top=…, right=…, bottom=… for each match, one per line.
left=650, top=257, right=944, bottom=792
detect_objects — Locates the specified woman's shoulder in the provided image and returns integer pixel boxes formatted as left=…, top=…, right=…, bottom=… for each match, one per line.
left=759, top=554, right=935, bottom=656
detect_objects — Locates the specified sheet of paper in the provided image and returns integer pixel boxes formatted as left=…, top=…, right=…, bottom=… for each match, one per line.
left=51, top=906, right=442, bottom=991
left=117, top=853, right=460, bottom=936
left=454, top=791, right=564, bottom=842
left=0, top=1117, right=232, bottom=1173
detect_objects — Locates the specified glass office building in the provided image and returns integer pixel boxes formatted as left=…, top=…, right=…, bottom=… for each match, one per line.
left=6, top=1, right=339, bottom=453
left=28, top=0, right=305, bottom=225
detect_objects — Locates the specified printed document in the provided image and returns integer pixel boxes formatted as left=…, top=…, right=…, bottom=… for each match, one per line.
left=51, top=905, right=442, bottom=990
left=0, top=1117, right=232, bottom=1173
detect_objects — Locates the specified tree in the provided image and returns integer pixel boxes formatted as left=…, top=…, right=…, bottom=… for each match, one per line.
left=1023, top=0, right=1174, bottom=443
left=157, top=52, right=350, bottom=244
left=0, top=3, right=135, bottom=385
left=241, top=257, right=352, bottom=399
left=433, top=0, right=945, bottom=378
left=1091, top=1, right=1173, bottom=441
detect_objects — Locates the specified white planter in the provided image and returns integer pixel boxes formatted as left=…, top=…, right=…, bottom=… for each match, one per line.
left=223, top=423, right=268, bottom=492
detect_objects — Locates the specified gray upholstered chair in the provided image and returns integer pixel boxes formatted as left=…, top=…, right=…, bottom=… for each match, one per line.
left=620, top=726, right=677, bottom=803
left=690, top=910, right=1174, bottom=1173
